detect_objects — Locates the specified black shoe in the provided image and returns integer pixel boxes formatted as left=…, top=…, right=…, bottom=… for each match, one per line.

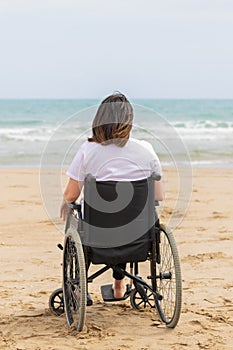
left=87, top=293, right=93, bottom=306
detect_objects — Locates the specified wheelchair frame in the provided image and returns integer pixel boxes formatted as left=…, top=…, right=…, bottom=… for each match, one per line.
left=49, top=204, right=182, bottom=331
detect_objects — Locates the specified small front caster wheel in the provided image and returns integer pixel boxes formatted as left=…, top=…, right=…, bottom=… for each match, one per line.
left=130, top=287, right=155, bottom=310
left=49, top=288, right=64, bottom=316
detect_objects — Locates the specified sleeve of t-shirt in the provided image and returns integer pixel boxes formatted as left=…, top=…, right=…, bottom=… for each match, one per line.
left=150, top=153, right=162, bottom=177
left=66, top=143, right=86, bottom=181
left=141, top=140, right=162, bottom=177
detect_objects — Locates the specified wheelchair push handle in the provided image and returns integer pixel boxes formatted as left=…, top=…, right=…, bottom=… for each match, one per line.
left=68, top=202, right=82, bottom=219
left=151, top=172, right=161, bottom=182
left=68, top=202, right=81, bottom=210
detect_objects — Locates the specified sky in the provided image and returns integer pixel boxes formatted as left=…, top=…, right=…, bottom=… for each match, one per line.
left=0, top=0, right=233, bottom=98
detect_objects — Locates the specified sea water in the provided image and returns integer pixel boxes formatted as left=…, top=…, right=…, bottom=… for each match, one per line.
left=0, top=99, right=233, bottom=168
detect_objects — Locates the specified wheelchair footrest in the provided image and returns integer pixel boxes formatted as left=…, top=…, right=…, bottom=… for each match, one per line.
left=100, top=284, right=131, bottom=302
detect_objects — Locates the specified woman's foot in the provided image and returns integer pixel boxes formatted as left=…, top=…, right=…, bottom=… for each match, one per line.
left=113, top=279, right=126, bottom=299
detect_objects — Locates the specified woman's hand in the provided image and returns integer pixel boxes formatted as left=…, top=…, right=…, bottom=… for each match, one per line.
left=60, top=199, right=70, bottom=221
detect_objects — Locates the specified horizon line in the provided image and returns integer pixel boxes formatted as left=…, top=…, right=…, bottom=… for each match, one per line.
left=0, top=97, right=233, bottom=100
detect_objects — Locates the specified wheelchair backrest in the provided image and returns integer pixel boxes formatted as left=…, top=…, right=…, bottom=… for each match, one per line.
left=81, top=174, right=156, bottom=249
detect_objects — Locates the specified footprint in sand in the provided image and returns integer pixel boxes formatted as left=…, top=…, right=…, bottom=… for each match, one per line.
left=197, top=227, right=206, bottom=232
left=211, top=211, right=227, bottom=219
left=182, top=252, right=227, bottom=263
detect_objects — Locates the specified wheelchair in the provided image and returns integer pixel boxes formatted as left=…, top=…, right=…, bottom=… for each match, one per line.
left=49, top=174, right=182, bottom=331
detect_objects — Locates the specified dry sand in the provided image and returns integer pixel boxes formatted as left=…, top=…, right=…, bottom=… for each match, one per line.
left=0, top=168, right=233, bottom=350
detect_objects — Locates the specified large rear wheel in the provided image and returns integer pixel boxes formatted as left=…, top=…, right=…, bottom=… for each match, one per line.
left=152, top=225, right=182, bottom=328
left=63, top=226, right=86, bottom=332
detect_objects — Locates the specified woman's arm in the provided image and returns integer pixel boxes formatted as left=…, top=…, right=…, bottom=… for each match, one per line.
left=154, top=179, right=164, bottom=201
left=60, top=178, right=83, bottom=221
left=63, top=178, right=82, bottom=202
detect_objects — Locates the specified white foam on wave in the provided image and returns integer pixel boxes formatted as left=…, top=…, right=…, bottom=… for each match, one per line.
left=173, top=119, right=233, bottom=129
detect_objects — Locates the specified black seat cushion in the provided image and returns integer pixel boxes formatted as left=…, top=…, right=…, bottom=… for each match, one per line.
left=87, top=230, right=153, bottom=265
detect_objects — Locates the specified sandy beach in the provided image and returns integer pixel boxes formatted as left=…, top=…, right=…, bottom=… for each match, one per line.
left=0, top=168, right=233, bottom=350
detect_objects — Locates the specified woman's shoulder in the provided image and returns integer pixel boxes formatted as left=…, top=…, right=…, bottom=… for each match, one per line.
left=79, top=140, right=100, bottom=151
left=128, top=138, right=155, bottom=154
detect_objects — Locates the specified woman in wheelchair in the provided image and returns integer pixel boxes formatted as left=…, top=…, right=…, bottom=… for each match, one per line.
left=52, top=93, right=182, bottom=331
left=60, top=93, right=164, bottom=300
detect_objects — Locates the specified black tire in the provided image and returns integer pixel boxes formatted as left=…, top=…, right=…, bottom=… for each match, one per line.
left=63, top=226, right=86, bottom=332
left=49, top=288, right=64, bottom=316
left=153, top=225, right=182, bottom=328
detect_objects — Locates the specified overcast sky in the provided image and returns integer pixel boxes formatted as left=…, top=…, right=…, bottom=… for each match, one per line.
left=0, top=0, right=232, bottom=98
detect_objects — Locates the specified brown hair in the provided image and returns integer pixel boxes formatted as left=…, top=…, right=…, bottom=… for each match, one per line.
left=88, top=93, right=133, bottom=147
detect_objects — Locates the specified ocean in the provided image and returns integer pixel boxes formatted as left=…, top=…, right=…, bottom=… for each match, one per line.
left=1, top=99, right=233, bottom=168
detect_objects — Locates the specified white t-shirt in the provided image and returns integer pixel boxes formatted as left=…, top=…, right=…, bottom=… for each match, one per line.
left=67, top=137, right=162, bottom=182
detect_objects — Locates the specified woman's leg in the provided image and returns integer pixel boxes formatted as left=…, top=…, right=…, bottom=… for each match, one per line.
left=112, top=263, right=126, bottom=298
left=112, top=263, right=126, bottom=280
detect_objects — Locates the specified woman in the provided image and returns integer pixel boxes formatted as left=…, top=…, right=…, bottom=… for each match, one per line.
left=60, top=93, right=164, bottom=299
